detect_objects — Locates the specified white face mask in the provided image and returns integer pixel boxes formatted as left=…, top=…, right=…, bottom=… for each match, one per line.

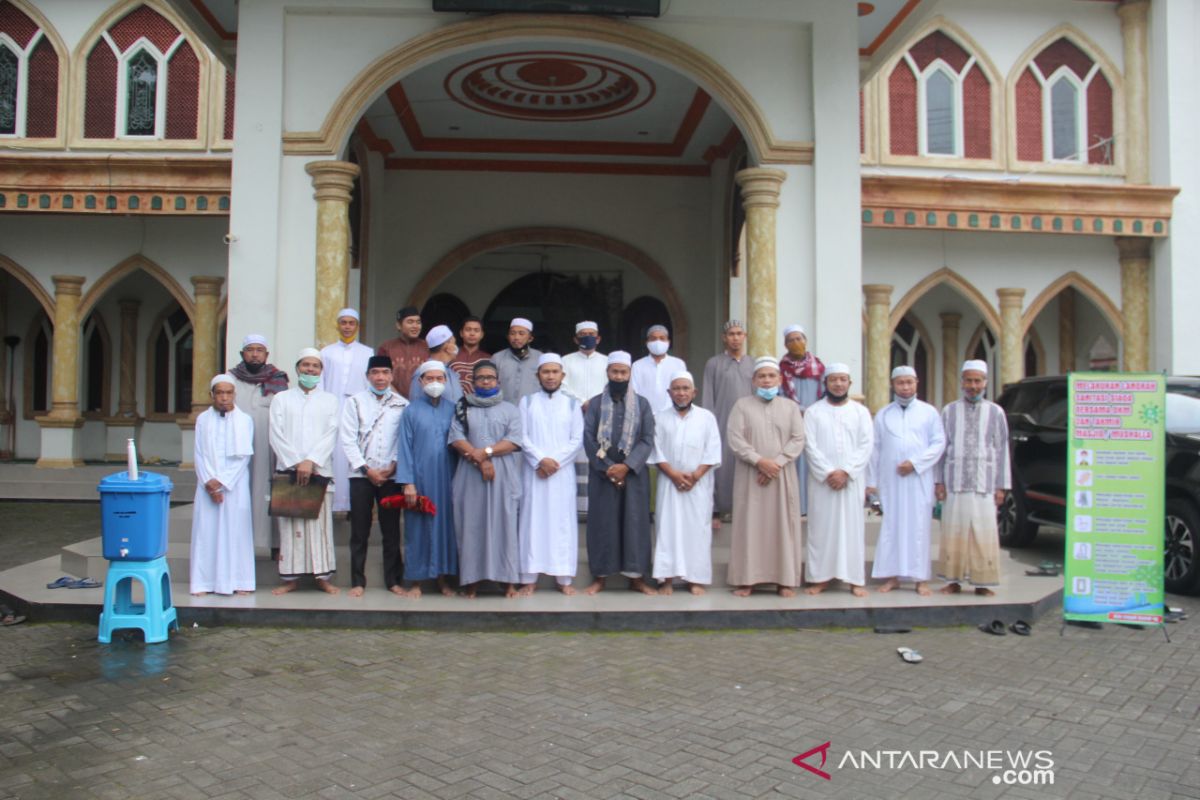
left=423, top=381, right=446, bottom=399
left=647, top=340, right=669, bottom=357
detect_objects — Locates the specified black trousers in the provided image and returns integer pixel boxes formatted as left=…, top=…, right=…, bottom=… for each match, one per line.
left=349, top=478, right=404, bottom=589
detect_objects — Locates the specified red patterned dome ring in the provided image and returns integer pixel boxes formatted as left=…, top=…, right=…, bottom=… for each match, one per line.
left=444, top=51, right=656, bottom=121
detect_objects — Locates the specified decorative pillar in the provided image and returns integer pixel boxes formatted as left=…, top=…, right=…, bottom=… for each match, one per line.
left=180, top=276, right=224, bottom=469
left=1118, top=0, right=1150, bottom=184
left=36, top=275, right=86, bottom=468
left=104, top=298, right=141, bottom=461
left=940, top=312, right=961, bottom=407
left=1117, top=237, right=1151, bottom=371
left=305, top=160, right=360, bottom=348
left=863, top=284, right=893, bottom=413
left=735, top=167, right=786, bottom=358
left=1058, top=289, right=1076, bottom=374
left=997, top=288, right=1026, bottom=387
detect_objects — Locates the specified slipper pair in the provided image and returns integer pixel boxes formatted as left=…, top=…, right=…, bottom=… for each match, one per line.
left=1025, top=562, right=1062, bottom=577
left=978, top=619, right=1032, bottom=636
left=45, top=576, right=101, bottom=590
left=1, top=604, right=26, bottom=626
left=896, top=646, right=923, bottom=664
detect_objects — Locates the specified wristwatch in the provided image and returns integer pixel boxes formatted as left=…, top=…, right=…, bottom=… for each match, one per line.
left=484, top=446, right=494, bottom=458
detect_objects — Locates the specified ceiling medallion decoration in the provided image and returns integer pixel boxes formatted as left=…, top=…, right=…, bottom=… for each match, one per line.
left=444, top=51, right=656, bottom=121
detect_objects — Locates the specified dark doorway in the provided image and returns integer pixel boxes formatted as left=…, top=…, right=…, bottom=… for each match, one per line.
left=482, top=272, right=622, bottom=355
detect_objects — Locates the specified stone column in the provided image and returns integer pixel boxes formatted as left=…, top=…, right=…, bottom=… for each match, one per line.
left=940, top=312, right=961, bottom=407
left=180, top=276, right=224, bottom=469
left=1118, top=0, right=1150, bottom=184
left=863, top=284, right=893, bottom=413
left=305, top=160, right=360, bottom=348
left=997, top=288, right=1026, bottom=387
left=735, top=167, right=786, bottom=358
left=36, top=275, right=86, bottom=468
left=103, top=298, right=142, bottom=461
left=1117, top=237, right=1151, bottom=371
left=1058, top=289, right=1076, bottom=374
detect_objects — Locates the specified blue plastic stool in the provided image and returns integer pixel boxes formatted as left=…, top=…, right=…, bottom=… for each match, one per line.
left=98, top=556, right=178, bottom=644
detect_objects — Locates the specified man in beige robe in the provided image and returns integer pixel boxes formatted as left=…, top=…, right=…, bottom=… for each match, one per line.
left=726, top=356, right=806, bottom=596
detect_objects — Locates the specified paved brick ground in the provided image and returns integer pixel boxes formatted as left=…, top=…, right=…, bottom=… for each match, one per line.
left=1, top=503, right=1197, bottom=799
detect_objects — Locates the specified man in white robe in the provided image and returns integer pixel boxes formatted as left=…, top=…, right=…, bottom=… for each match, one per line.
left=935, top=360, right=1011, bottom=596
left=320, top=308, right=374, bottom=514
left=518, top=353, right=584, bottom=595
left=561, top=320, right=608, bottom=517
left=652, top=371, right=722, bottom=594
left=190, top=374, right=255, bottom=596
left=804, top=362, right=874, bottom=597
left=229, top=334, right=289, bottom=554
left=269, top=348, right=341, bottom=595
left=631, top=324, right=687, bottom=415
left=866, top=366, right=946, bottom=596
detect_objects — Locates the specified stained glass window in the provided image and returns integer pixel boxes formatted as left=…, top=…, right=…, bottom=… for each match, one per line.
left=125, top=49, right=157, bottom=136
left=1050, top=77, right=1079, bottom=160
left=0, top=45, right=18, bottom=135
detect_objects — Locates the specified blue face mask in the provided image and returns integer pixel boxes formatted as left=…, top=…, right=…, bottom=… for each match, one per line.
left=578, top=335, right=598, bottom=351
left=370, top=385, right=388, bottom=396
left=475, top=386, right=499, bottom=398
left=756, top=386, right=779, bottom=402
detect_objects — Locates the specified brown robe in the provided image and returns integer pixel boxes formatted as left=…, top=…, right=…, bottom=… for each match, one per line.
left=726, top=395, right=806, bottom=587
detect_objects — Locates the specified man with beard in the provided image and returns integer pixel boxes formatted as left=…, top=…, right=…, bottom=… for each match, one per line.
left=803, top=363, right=874, bottom=597
left=518, top=353, right=584, bottom=595
left=582, top=352, right=657, bottom=595
left=493, top=317, right=543, bottom=402
left=229, top=334, right=289, bottom=553
left=376, top=306, right=429, bottom=398
left=449, top=360, right=523, bottom=598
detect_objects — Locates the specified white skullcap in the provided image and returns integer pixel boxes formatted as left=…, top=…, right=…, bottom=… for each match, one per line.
left=607, top=351, right=632, bottom=367
left=891, top=365, right=917, bottom=379
left=210, top=373, right=236, bottom=390
left=783, top=324, right=806, bottom=339
left=670, top=370, right=695, bottom=385
left=575, top=321, right=599, bottom=334
left=825, top=362, right=851, bottom=376
left=241, top=334, right=268, bottom=349
left=510, top=317, right=533, bottom=332
left=753, top=356, right=780, bottom=374
left=336, top=308, right=360, bottom=321
left=961, top=359, right=989, bottom=375
left=296, top=347, right=321, bottom=362
left=425, top=325, right=453, bottom=349
left=416, top=360, right=445, bottom=378
left=537, top=353, right=563, bottom=368
left=646, top=324, right=669, bottom=338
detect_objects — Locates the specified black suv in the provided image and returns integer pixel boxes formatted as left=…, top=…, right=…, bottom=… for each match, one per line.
left=997, top=375, right=1200, bottom=595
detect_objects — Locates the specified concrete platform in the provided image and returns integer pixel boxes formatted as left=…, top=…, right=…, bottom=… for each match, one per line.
left=0, top=502, right=1064, bottom=632
left=0, top=462, right=196, bottom=501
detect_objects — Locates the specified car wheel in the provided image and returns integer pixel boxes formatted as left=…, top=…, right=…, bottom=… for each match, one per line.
left=998, top=490, right=1038, bottom=547
left=1165, top=499, right=1200, bottom=596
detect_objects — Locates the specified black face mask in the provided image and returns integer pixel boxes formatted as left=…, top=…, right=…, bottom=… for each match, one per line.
left=243, top=361, right=265, bottom=374
left=608, top=379, right=629, bottom=400
left=673, top=401, right=692, bottom=412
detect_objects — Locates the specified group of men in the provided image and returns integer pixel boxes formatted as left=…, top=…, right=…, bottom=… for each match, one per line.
left=189, top=306, right=1011, bottom=601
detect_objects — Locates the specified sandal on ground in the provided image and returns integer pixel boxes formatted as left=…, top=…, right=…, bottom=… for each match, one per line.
left=896, top=646, right=923, bottom=664
left=978, top=619, right=1007, bottom=636
left=1009, top=620, right=1032, bottom=636
left=67, top=577, right=102, bottom=589
left=46, top=576, right=76, bottom=589
left=1, top=605, right=26, bottom=626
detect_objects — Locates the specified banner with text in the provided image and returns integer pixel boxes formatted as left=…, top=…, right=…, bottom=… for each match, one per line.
left=1064, top=373, right=1165, bottom=624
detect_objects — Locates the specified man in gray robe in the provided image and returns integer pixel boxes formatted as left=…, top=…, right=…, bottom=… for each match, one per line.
left=493, top=317, right=543, bottom=402
left=228, top=333, right=289, bottom=554
left=582, top=351, right=657, bottom=595
left=448, top=360, right=524, bottom=598
left=701, top=319, right=754, bottom=523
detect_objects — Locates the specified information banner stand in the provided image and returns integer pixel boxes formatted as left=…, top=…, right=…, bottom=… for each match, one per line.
left=1064, top=373, right=1166, bottom=635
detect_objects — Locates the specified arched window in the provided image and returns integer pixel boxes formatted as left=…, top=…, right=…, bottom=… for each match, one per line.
left=887, top=29, right=992, bottom=160
left=148, top=304, right=192, bottom=416
left=0, top=0, right=59, bottom=138
left=1014, top=35, right=1115, bottom=165
left=23, top=310, right=50, bottom=419
left=82, top=4, right=201, bottom=141
left=967, top=326, right=1000, bottom=400
left=81, top=313, right=110, bottom=416
left=890, top=316, right=930, bottom=402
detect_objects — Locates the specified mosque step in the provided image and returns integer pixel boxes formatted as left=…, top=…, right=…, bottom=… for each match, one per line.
left=0, top=463, right=196, bottom=502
